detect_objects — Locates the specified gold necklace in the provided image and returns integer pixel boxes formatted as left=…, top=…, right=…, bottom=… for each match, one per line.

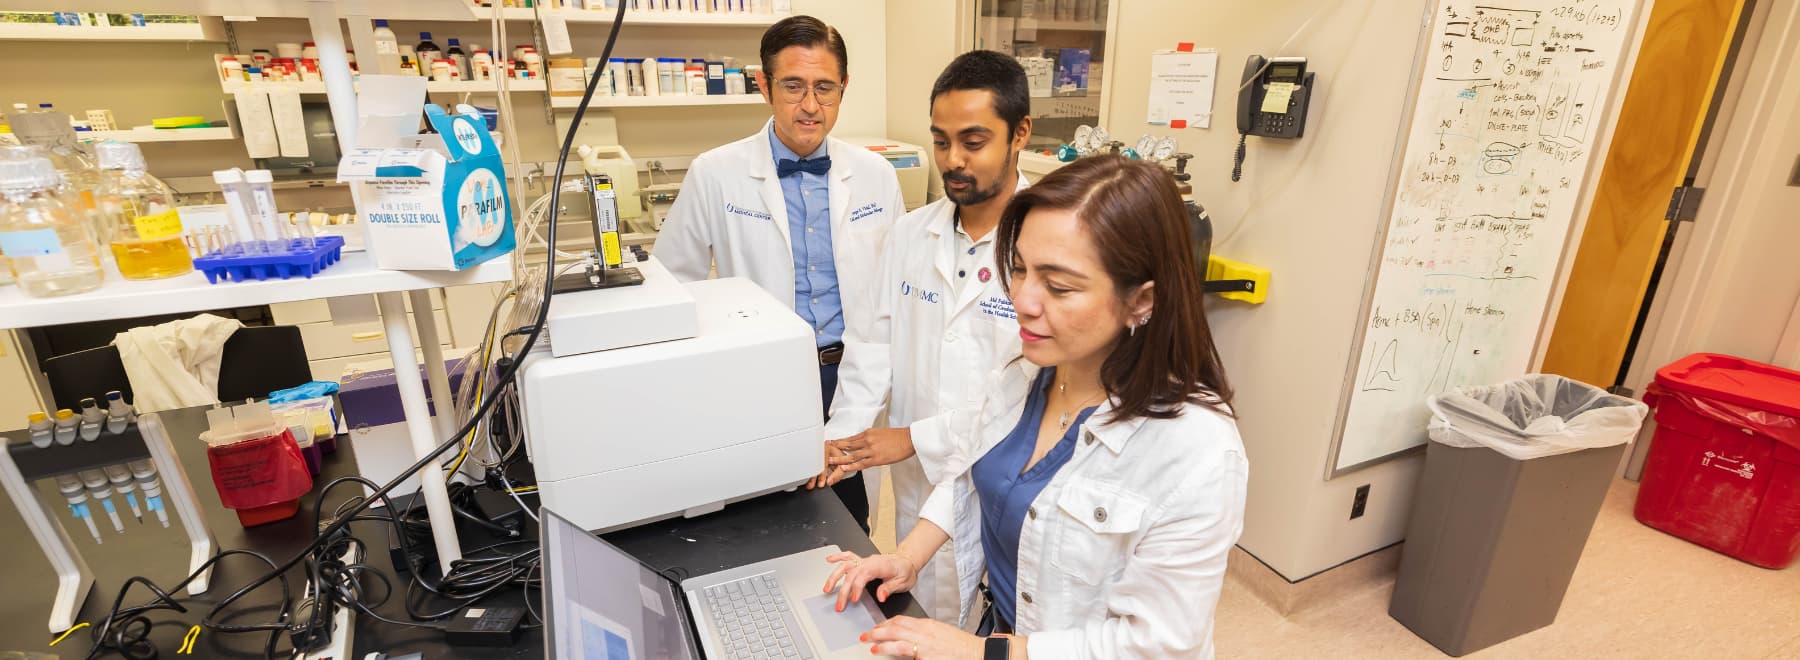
left=1055, top=379, right=1108, bottom=430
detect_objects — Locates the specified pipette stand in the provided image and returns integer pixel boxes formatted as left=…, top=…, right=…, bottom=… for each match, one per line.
left=0, top=412, right=218, bottom=633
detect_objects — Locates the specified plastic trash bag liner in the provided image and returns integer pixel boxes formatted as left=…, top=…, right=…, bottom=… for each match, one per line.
left=1426, top=374, right=1648, bottom=461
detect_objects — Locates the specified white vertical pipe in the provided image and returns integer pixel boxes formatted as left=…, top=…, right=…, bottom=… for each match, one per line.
left=377, top=291, right=463, bottom=573
left=410, top=289, right=457, bottom=444
left=308, top=0, right=359, bottom=152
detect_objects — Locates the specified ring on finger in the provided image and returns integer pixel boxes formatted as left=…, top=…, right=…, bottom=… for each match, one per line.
left=911, top=641, right=919, bottom=656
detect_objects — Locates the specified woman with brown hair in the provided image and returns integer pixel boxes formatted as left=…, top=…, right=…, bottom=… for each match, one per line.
left=821, top=155, right=1247, bottom=659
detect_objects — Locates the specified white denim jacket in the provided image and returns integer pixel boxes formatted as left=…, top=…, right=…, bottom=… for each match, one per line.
left=914, top=361, right=1247, bottom=659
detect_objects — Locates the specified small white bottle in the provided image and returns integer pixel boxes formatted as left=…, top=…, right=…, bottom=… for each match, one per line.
left=372, top=19, right=402, bottom=74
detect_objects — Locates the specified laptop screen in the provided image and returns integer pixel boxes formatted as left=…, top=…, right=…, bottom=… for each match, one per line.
left=542, top=508, right=700, bottom=660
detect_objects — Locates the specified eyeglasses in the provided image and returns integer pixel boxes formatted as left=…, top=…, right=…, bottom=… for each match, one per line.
left=773, top=80, right=844, bottom=106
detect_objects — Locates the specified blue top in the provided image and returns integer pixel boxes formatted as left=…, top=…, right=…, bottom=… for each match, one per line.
left=971, top=367, right=1097, bottom=627
left=768, top=124, right=842, bottom=348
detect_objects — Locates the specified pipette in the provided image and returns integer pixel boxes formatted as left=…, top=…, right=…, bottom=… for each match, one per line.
left=56, top=474, right=102, bottom=543
left=105, top=464, right=143, bottom=523
left=104, top=390, right=134, bottom=433
left=78, top=397, right=104, bottom=441
left=27, top=412, right=52, bottom=448
left=129, top=459, right=170, bottom=528
left=52, top=409, right=77, bottom=446
left=80, top=468, right=125, bottom=534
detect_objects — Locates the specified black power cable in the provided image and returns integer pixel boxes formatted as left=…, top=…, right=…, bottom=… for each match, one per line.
left=84, top=3, right=630, bottom=656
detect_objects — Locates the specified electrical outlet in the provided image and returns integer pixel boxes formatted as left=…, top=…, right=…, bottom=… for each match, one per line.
left=1350, top=484, right=1371, bottom=519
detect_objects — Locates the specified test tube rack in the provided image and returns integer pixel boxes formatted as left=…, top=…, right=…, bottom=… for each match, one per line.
left=0, top=413, right=218, bottom=634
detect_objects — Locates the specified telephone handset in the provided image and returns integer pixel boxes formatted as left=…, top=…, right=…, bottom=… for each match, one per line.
left=1232, top=55, right=1315, bottom=181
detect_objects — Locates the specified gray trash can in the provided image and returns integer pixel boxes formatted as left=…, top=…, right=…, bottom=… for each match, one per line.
left=1389, top=375, right=1648, bottom=656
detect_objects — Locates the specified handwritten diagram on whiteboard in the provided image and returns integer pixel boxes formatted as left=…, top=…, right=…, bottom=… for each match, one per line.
left=1333, top=0, right=1641, bottom=471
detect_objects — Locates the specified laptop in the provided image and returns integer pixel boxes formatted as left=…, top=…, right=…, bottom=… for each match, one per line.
left=541, top=506, right=894, bottom=659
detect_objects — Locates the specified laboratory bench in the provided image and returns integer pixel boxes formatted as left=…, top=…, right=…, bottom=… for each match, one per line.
left=0, top=404, right=920, bottom=658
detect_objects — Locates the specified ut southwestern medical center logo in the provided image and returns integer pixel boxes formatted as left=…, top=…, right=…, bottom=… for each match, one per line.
left=900, top=280, right=941, bottom=304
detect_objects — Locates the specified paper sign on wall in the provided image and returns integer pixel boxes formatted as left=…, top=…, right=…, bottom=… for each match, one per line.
left=1147, top=49, right=1218, bottom=129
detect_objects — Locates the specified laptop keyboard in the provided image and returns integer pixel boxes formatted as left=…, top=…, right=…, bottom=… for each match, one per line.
left=702, top=572, right=817, bottom=659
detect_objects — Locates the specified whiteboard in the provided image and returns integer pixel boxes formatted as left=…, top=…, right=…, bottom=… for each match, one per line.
left=1332, top=0, right=1643, bottom=472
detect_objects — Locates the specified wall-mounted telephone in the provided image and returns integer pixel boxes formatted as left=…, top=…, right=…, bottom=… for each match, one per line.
left=1232, top=55, right=1315, bottom=181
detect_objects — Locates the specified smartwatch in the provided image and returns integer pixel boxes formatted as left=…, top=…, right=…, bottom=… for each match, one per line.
left=984, top=635, right=1011, bottom=660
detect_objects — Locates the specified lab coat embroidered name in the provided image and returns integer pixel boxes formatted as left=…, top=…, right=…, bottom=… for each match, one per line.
left=849, top=202, right=884, bottom=223
left=725, top=202, right=773, bottom=222
left=900, top=280, right=942, bottom=304
left=979, top=296, right=1017, bottom=320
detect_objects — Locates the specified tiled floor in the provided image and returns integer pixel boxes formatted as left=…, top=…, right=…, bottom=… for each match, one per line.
left=871, top=479, right=1800, bottom=659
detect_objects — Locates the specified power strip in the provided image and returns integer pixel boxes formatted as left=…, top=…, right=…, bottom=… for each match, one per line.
left=299, top=543, right=359, bottom=660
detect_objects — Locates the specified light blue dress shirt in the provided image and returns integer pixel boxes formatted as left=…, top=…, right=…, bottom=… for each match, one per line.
left=769, top=125, right=842, bottom=348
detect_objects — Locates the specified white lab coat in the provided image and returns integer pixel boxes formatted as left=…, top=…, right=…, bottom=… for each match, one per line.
left=914, top=361, right=1248, bottom=659
left=657, top=119, right=906, bottom=337
left=824, top=176, right=1028, bottom=620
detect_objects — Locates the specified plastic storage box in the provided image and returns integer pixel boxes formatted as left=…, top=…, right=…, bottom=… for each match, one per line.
left=1635, top=353, right=1800, bottom=569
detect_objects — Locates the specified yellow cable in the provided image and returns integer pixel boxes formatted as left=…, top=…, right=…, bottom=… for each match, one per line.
left=446, top=293, right=510, bottom=483
left=178, top=624, right=200, bottom=654
left=47, top=622, right=88, bottom=646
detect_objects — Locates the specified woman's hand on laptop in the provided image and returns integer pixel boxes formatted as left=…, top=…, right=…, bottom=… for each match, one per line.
left=862, top=616, right=985, bottom=659
left=822, top=550, right=918, bottom=612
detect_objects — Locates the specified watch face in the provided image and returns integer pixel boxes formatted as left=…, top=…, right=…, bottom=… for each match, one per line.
left=1135, top=134, right=1156, bottom=155
left=1153, top=136, right=1178, bottom=160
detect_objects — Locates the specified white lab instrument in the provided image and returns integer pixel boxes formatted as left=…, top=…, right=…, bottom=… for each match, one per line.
left=518, top=258, right=823, bottom=532
left=840, top=137, right=929, bottom=211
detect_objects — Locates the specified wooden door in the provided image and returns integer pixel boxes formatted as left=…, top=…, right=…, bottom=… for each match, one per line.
left=1540, top=0, right=1748, bottom=387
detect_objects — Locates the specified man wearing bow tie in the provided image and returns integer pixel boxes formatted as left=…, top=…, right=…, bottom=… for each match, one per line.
left=657, top=15, right=905, bottom=532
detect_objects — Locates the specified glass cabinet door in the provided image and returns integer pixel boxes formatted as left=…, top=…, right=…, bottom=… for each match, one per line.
left=972, top=0, right=1109, bottom=152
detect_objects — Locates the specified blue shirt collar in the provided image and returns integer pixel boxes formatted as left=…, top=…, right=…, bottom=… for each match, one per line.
left=767, top=122, right=827, bottom=163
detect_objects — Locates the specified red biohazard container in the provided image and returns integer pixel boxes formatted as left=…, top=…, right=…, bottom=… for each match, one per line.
left=1635, top=353, right=1800, bottom=568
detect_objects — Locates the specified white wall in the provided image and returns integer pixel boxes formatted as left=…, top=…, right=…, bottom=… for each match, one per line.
left=1094, top=0, right=1434, bottom=581
left=884, top=0, right=961, bottom=199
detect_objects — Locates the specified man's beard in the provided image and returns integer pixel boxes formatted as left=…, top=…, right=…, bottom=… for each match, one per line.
left=943, top=152, right=1015, bottom=207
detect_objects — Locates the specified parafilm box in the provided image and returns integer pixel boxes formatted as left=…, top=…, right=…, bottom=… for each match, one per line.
left=337, top=105, right=514, bottom=270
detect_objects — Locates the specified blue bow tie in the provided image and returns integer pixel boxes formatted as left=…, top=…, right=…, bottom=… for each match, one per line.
left=776, top=156, right=831, bottom=178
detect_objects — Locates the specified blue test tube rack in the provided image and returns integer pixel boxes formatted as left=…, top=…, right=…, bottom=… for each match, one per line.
left=191, top=234, right=346, bottom=284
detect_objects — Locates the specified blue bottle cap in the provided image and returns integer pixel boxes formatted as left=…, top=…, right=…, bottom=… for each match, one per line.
left=374, top=19, right=388, bottom=27
left=420, top=31, right=432, bottom=39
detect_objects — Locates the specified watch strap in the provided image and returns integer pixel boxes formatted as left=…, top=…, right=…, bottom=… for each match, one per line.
left=984, top=635, right=1011, bottom=660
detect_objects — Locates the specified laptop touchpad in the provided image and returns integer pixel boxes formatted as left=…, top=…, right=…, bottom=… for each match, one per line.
left=802, top=594, right=881, bottom=651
